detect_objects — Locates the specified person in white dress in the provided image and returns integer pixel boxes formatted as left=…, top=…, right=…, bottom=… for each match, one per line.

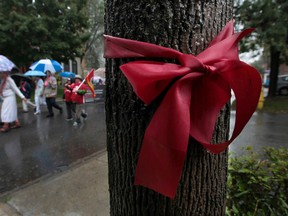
left=0, top=72, right=26, bottom=132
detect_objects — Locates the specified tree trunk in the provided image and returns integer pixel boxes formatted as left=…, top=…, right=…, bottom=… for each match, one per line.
left=268, top=45, right=281, bottom=97
left=105, top=1, right=232, bottom=215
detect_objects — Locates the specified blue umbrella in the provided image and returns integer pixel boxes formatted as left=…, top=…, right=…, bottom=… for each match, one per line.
left=24, top=70, right=46, bottom=77
left=29, top=59, right=62, bottom=73
left=0, top=55, right=16, bottom=72
left=59, top=71, right=76, bottom=78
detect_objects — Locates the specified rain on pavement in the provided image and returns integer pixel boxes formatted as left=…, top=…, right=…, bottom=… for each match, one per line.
left=1, top=99, right=288, bottom=195
left=0, top=101, right=106, bottom=195
left=229, top=110, right=288, bottom=156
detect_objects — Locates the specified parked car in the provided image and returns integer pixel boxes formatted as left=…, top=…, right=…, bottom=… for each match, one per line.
left=277, top=75, right=288, bottom=96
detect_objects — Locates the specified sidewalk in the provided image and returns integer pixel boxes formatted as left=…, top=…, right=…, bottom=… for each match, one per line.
left=0, top=150, right=109, bottom=216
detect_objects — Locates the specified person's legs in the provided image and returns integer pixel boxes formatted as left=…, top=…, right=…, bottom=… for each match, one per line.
left=46, top=97, right=54, bottom=117
left=81, top=107, right=87, bottom=119
left=34, top=96, right=41, bottom=114
left=10, top=119, right=21, bottom=129
left=22, top=99, right=28, bottom=112
left=71, top=103, right=76, bottom=114
left=50, top=97, right=63, bottom=113
left=0, top=122, right=10, bottom=132
left=73, top=104, right=81, bottom=126
left=65, top=101, right=73, bottom=120
left=40, top=96, right=46, bottom=105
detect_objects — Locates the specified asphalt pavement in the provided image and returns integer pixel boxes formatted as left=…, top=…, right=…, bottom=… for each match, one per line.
left=0, top=101, right=106, bottom=195
left=1, top=98, right=288, bottom=215
left=0, top=100, right=109, bottom=215
left=0, top=150, right=109, bottom=216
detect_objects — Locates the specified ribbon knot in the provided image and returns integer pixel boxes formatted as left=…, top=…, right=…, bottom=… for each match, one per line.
left=178, top=54, right=214, bottom=74
left=104, top=20, right=262, bottom=198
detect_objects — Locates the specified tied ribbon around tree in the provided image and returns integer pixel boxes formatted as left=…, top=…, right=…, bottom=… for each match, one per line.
left=104, top=20, right=262, bottom=198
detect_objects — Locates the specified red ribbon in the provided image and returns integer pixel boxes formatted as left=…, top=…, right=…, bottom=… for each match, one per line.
left=104, top=20, right=262, bottom=198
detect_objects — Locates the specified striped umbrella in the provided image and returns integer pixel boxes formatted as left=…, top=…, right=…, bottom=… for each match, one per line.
left=0, top=55, right=16, bottom=72
left=29, top=59, right=62, bottom=73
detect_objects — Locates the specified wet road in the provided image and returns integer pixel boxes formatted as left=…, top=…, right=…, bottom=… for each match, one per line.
left=0, top=101, right=106, bottom=195
left=229, top=111, right=288, bottom=156
left=1, top=100, right=287, bottom=195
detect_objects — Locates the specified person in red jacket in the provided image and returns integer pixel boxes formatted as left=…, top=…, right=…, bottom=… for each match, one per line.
left=63, top=78, right=75, bottom=121
left=70, top=75, right=88, bottom=126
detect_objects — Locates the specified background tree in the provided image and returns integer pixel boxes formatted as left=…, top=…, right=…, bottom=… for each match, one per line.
left=0, top=0, right=90, bottom=70
left=105, top=1, right=233, bottom=215
left=83, top=0, right=104, bottom=69
left=235, top=0, right=288, bottom=96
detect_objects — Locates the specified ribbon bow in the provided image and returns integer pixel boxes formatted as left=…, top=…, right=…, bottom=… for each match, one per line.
left=104, top=20, right=262, bottom=198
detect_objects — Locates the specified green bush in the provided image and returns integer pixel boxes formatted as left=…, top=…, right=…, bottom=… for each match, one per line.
left=226, top=147, right=288, bottom=216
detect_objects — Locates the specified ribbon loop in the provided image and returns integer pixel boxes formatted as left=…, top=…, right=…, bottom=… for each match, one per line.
left=104, top=20, right=262, bottom=198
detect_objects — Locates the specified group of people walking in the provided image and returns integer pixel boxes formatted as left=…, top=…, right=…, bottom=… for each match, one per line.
left=0, top=70, right=88, bottom=132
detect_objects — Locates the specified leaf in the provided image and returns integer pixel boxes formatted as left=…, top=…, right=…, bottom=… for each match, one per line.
left=234, top=190, right=250, bottom=198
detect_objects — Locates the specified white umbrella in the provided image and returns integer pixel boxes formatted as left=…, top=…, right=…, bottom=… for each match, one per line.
left=0, top=55, right=16, bottom=72
left=92, top=75, right=105, bottom=84
left=29, top=59, right=62, bottom=73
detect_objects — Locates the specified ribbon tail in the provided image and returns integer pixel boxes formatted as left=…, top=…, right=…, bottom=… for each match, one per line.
left=189, top=72, right=231, bottom=141
left=201, top=61, right=262, bottom=153
left=198, top=28, right=254, bottom=64
left=226, top=61, right=262, bottom=141
left=208, top=19, right=234, bottom=47
left=134, top=76, right=194, bottom=198
left=104, top=35, right=181, bottom=59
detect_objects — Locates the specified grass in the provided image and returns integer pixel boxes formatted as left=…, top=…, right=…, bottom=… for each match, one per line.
left=262, top=96, right=288, bottom=113
left=230, top=96, right=288, bottom=113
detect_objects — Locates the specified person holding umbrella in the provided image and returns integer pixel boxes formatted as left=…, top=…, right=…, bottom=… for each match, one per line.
left=0, top=71, right=27, bottom=132
left=43, top=70, right=63, bottom=117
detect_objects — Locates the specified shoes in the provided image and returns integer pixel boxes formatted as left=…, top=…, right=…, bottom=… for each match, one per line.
left=11, top=124, right=21, bottom=129
left=0, top=127, right=9, bottom=132
left=66, top=118, right=73, bottom=121
left=34, top=111, right=41, bottom=115
left=46, top=114, right=54, bottom=118
left=23, top=110, right=29, bottom=113
left=73, top=121, right=81, bottom=126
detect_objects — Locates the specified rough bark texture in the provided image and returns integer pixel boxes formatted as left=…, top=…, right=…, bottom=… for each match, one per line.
left=105, top=1, right=233, bottom=215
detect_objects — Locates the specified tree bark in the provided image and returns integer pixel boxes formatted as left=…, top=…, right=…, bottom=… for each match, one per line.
left=105, top=1, right=232, bottom=215
left=268, top=45, right=281, bottom=97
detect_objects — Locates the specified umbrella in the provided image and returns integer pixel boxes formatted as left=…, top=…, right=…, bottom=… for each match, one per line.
left=92, top=75, right=105, bottom=84
left=29, top=59, right=62, bottom=73
left=0, top=55, right=16, bottom=72
left=59, top=71, right=76, bottom=78
left=24, top=70, right=46, bottom=77
left=11, top=73, right=33, bottom=87
left=94, top=67, right=105, bottom=77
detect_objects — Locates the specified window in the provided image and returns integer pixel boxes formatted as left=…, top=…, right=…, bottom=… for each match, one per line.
left=64, top=62, right=69, bottom=72
left=72, top=60, right=77, bottom=73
